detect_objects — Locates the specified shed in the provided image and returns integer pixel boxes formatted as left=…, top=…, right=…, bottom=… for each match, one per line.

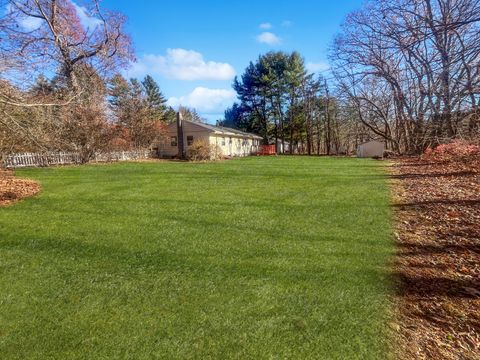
left=357, top=140, right=385, bottom=158
left=276, top=139, right=290, bottom=154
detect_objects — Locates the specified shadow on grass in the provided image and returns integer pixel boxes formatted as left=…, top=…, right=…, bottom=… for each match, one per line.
left=0, top=233, right=390, bottom=290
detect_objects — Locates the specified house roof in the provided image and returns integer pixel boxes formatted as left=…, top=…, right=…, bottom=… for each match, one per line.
left=217, top=126, right=263, bottom=140
left=172, top=120, right=263, bottom=139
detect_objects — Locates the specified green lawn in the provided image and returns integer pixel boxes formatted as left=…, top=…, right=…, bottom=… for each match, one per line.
left=0, top=156, right=393, bottom=359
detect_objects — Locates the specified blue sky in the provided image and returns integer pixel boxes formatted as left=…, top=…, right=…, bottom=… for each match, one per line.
left=102, top=0, right=364, bottom=123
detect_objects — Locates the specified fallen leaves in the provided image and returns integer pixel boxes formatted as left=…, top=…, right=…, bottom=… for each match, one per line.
left=0, top=170, right=40, bottom=206
left=392, top=156, right=480, bottom=359
left=464, top=287, right=480, bottom=297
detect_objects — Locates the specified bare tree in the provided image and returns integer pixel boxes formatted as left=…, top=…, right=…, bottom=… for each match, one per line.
left=0, top=0, right=134, bottom=162
left=331, top=0, right=480, bottom=153
left=0, top=0, right=134, bottom=91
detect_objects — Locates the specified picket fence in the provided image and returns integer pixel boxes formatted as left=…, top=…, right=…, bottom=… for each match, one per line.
left=92, top=150, right=152, bottom=163
left=4, top=150, right=153, bottom=168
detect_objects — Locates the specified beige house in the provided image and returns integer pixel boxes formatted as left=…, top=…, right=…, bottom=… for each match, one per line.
left=357, top=140, right=385, bottom=158
left=158, top=118, right=263, bottom=158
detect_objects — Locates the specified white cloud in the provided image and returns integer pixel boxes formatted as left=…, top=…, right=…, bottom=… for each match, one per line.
left=19, top=16, right=43, bottom=31
left=306, top=62, right=330, bottom=73
left=259, top=22, right=272, bottom=30
left=256, top=32, right=282, bottom=45
left=127, top=49, right=236, bottom=81
left=127, top=61, right=148, bottom=78
left=5, top=4, right=42, bottom=31
left=282, top=20, right=293, bottom=27
left=72, top=2, right=102, bottom=30
left=168, top=87, right=236, bottom=114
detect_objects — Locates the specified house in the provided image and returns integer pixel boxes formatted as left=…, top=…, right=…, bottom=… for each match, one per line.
left=357, top=140, right=385, bottom=158
left=158, top=114, right=263, bottom=158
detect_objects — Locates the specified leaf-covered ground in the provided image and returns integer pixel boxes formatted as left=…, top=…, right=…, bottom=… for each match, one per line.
left=0, top=170, right=40, bottom=207
left=392, top=157, right=480, bottom=359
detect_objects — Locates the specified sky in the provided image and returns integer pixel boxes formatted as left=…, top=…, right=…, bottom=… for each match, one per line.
left=99, top=0, right=364, bottom=123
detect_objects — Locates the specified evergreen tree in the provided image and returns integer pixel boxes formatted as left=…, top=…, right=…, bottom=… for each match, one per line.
left=129, top=78, right=144, bottom=104
left=232, top=51, right=309, bottom=148
left=163, top=106, right=177, bottom=123
left=108, top=74, right=130, bottom=108
left=233, top=61, right=270, bottom=143
left=108, top=74, right=164, bottom=149
left=142, top=75, right=167, bottom=119
left=223, top=103, right=251, bottom=131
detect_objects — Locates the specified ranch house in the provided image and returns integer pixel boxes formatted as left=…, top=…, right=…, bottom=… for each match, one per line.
left=158, top=116, right=263, bottom=158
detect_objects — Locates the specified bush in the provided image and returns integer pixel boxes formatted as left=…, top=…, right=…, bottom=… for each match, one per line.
left=383, top=150, right=396, bottom=158
left=423, top=140, right=480, bottom=163
left=186, top=139, right=222, bottom=161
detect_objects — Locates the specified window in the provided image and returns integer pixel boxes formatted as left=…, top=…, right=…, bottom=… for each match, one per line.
left=170, top=136, right=177, bottom=146
left=187, top=135, right=194, bottom=146
left=229, top=137, right=232, bottom=144
left=221, top=137, right=226, bottom=146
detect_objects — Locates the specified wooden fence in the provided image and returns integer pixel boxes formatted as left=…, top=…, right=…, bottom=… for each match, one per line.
left=257, top=145, right=277, bottom=155
left=4, top=150, right=153, bottom=168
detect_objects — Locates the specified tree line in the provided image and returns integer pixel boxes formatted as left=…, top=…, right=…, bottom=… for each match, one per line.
left=332, top=0, right=480, bottom=154
left=223, top=0, right=480, bottom=154
left=1, top=0, right=479, bottom=161
left=220, top=51, right=356, bottom=155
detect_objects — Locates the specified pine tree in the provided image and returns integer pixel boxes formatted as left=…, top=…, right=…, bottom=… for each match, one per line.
left=108, top=74, right=130, bottom=108
left=142, top=75, right=167, bottom=119
left=129, top=78, right=144, bottom=102
left=108, top=75, right=162, bottom=149
left=163, top=106, right=177, bottom=123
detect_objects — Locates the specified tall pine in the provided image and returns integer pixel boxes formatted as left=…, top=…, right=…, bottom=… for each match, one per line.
left=142, top=75, right=167, bottom=119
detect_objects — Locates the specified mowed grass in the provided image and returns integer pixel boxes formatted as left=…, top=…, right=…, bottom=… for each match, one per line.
left=0, top=156, right=393, bottom=359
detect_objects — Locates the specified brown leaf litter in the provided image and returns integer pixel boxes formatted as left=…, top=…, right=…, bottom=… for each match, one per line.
left=0, top=170, right=41, bottom=206
left=391, top=156, right=480, bottom=359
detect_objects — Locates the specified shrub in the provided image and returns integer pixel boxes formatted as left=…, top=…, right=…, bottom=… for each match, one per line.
left=186, top=139, right=222, bottom=161
left=423, top=140, right=480, bottom=163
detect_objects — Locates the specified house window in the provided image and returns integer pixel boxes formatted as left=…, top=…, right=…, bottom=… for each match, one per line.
left=229, top=137, right=232, bottom=144
left=171, top=136, right=177, bottom=146
left=187, top=135, right=194, bottom=146
left=221, top=137, right=226, bottom=146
